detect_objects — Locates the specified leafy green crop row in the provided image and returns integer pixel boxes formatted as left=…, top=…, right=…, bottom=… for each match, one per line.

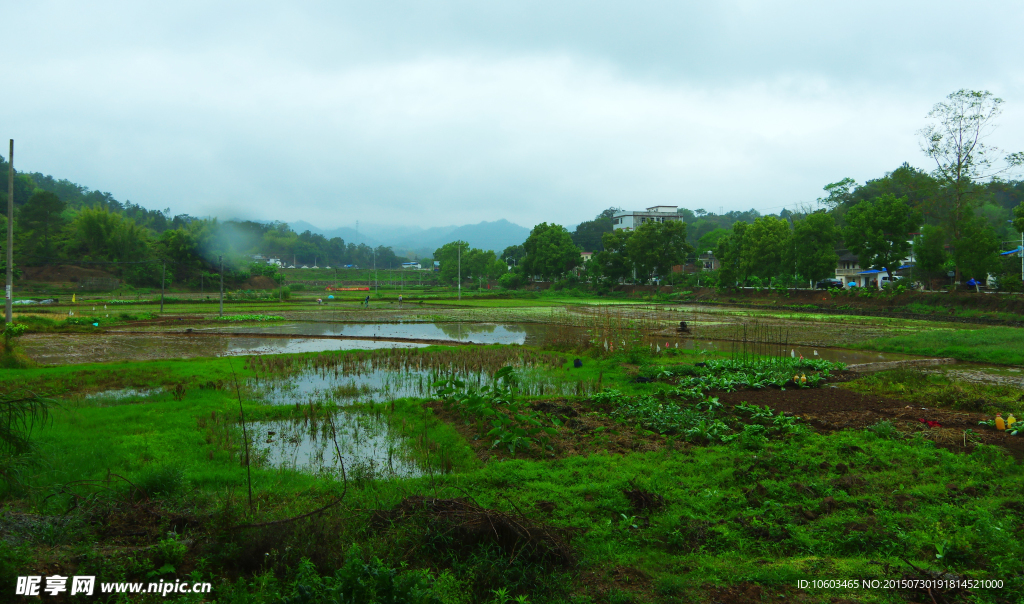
left=432, top=367, right=558, bottom=455
left=639, top=358, right=845, bottom=396
left=599, top=389, right=804, bottom=449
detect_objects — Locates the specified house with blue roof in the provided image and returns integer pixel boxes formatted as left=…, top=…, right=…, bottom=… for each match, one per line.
left=834, top=248, right=915, bottom=289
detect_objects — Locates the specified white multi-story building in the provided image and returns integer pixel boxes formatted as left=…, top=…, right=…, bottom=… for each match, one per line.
left=612, top=206, right=683, bottom=231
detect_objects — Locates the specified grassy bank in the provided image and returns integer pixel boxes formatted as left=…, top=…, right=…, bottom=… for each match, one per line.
left=854, top=326, right=1024, bottom=365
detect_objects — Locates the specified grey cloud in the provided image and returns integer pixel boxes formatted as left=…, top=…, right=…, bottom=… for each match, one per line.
left=4, top=1, right=1023, bottom=229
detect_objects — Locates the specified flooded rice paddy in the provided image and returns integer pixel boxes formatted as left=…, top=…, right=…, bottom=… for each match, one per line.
left=248, top=412, right=423, bottom=479
left=251, top=366, right=594, bottom=406
left=247, top=347, right=597, bottom=405
left=22, top=319, right=936, bottom=366
left=207, top=321, right=542, bottom=345
left=19, top=332, right=427, bottom=365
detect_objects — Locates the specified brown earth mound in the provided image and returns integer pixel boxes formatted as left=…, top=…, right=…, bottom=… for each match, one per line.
left=22, top=264, right=116, bottom=283
left=245, top=276, right=278, bottom=290
left=715, top=386, right=1024, bottom=458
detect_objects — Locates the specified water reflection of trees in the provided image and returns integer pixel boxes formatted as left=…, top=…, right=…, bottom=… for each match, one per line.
left=436, top=322, right=498, bottom=339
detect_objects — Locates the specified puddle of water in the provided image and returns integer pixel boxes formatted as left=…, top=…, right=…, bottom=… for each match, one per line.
left=211, top=322, right=539, bottom=345
left=253, top=365, right=592, bottom=405
left=22, top=319, right=937, bottom=367
left=21, top=333, right=426, bottom=365
left=255, top=369, right=438, bottom=405
left=222, top=337, right=426, bottom=356
left=224, top=323, right=933, bottom=365
left=248, top=412, right=421, bottom=479
left=83, top=388, right=160, bottom=400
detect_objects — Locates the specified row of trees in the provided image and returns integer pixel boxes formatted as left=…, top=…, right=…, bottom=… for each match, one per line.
left=715, top=213, right=839, bottom=287
left=432, top=241, right=508, bottom=285
left=819, top=90, right=1023, bottom=288
left=557, top=89, right=1024, bottom=290
left=0, top=165, right=410, bottom=287
left=491, top=221, right=693, bottom=286
left=4, top=91, right=1022, bottom=292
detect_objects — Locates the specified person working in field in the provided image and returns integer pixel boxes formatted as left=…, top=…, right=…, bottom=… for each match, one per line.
left=364, top=295, right=370, bottom=307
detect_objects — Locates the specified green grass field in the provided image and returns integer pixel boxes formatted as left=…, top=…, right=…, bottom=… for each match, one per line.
left=2, top=301, right=1023, bottom=603
left=855, top=326, right=1024, bottom=365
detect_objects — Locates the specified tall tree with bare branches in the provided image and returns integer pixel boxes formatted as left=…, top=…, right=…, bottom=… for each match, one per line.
left=919, top=89, right=1024, bottom=281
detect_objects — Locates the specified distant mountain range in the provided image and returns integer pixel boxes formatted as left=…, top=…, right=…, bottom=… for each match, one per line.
left=287, top=219, right=531, bottom=257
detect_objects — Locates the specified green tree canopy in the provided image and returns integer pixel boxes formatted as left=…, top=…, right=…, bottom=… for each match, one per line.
left=715, top=221, right=750, bottom=287
left=500, top=244, right=525, bottom=266
left=433, top=240, right=469, bottom=285
left=592, top=228, right=633, bottom=283
left=912, top=224, right=948, bottom=288
left=816, top=177, right=857, bottom=212
left=919, top=89, right=1024, bottom=281
left=696, top=228, right=730, bottom=256
left=742, top=216, right=791, bottom=281
left=842, top=194, right=920, bottom=283
left=624, top=221, right=692, bottom=283
left=19, top=189, right=66, bottom=257
left=521, top=223, right=580, bottom=281
left=953, top=216, right=1000, bottom=282
left=790, top=212, right=839, bottom=284
left=1012, top=202, right=1024, bottom=235
left=571, top=208, right=619, bottom=252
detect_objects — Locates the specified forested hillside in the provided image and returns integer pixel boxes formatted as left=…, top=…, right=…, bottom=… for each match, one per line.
left=3, top=152, right=1022, bottom=291
left=0, top=158, right=408, bottom=287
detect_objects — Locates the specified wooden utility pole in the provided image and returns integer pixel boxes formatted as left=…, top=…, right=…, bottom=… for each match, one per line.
left=219, top=255, right=224, bottom=317
left=457, top=243, right=461, bottom=300
left=6, top=140, right=13, bottom=323
left=160, top=263, right=165, bottom=313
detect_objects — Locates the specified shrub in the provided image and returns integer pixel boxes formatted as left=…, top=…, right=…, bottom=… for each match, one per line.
left=866, top=420, right=900, bottom=440
left=734, top=424, right=769, bottom=450
left=0, top=391, right=52, bottom=488
left=279, top=549, right=439, bottom=604
left=498, top=273, right=524, bottom=290
left=134, top=464, right=186, bottom=498
left=0, top=323, right=34, bottom=369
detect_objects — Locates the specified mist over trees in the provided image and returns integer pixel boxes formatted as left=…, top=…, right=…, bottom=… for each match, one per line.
left=0, top=158, right=408, bottom=287
left=3, top=90, right=1023, bottom=292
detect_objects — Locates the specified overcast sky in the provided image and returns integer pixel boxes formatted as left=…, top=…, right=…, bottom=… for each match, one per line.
left=5, top=1, right=1024, bottom=230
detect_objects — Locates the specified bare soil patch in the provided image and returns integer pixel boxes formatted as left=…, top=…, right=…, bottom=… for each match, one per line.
left=425, top=398, right=668, bottom=463
left=246, top=276, right=279, bottom=289
left=715, top=386, right=1024, bottom=458
left=22, top=264, right=116, bottom=283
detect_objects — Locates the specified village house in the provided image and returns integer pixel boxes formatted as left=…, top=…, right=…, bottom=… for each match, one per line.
left=612, top=206, right=684, bottom=231
left=834, top=249, right=914, bottom=288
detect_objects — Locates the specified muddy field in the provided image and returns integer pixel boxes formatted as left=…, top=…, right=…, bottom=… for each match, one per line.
left=428, top=370, right=1024, bottom=463
left=715, top=384, right=1024, bottom=459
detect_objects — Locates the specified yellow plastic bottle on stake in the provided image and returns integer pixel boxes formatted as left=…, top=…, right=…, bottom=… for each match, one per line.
left=72, top=293, right=76, bottom=303
left=995, top=413, right=1005, bottom=431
